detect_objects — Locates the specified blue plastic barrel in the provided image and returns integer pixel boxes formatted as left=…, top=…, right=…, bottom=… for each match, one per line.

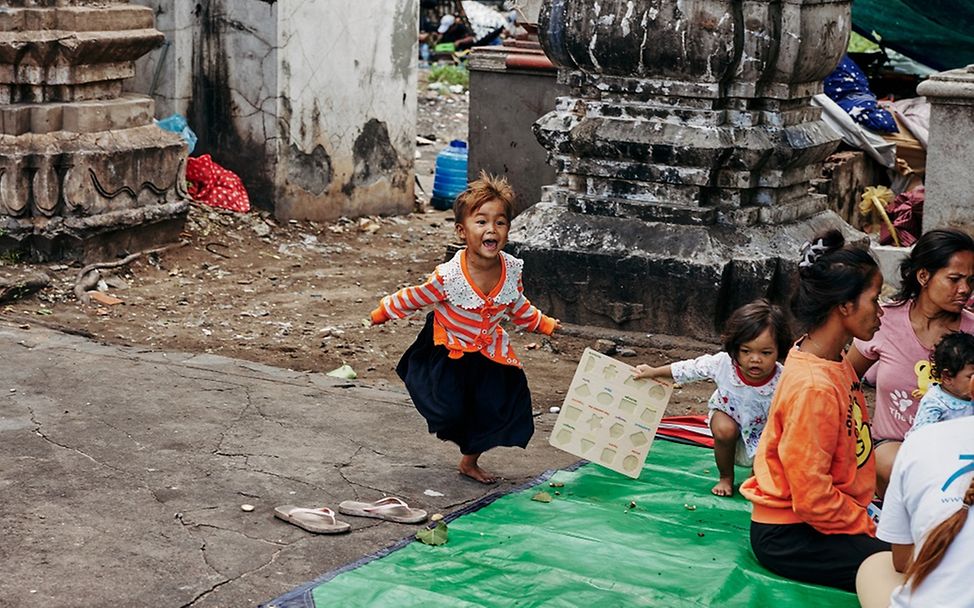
left=430, top=140, right=469, bottom=210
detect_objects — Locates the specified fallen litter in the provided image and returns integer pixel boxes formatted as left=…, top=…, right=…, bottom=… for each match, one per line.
left=531, top=491, right=553, bottom=503
left=326, top=364, right=357, bottom=380
left=416, top=520, right=448, bottom=546
left=88, top=291, right=124, bottom=306
left=423, top=489, right=445, bottom=497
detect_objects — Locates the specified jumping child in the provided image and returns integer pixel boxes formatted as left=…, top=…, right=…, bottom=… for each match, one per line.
left=632, top=300, right=791, bottom=496
left=370, top=172, right=559, bottom=484
left=907, top=331, right=974, bottom=436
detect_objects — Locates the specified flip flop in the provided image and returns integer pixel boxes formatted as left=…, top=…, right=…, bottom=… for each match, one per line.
left=273, top=505, right=350, bottom=534
left=338, top=496, right=428, bottom=524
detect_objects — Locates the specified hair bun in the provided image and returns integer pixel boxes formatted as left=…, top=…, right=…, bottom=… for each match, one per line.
left=799, top=229, right=845, bottom=270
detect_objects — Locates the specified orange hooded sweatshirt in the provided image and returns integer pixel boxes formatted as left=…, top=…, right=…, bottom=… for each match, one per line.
left=740, top=346, right=877, bottom=536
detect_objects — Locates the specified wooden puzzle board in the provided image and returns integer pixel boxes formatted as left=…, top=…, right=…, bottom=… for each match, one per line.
left=549, top=348, right=673, bottom=479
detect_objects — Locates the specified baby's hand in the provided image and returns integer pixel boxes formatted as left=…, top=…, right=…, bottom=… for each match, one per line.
left=633, top=364, right=660, bottom=380
left=552, top=319, right=563, bottom=332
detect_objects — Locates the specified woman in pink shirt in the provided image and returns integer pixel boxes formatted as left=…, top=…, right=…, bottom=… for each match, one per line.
left=848, top=229, right=974, bottom=497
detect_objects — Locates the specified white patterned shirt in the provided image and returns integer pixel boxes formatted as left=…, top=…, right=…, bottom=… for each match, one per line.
left=671, top=352, right=782, bottom=457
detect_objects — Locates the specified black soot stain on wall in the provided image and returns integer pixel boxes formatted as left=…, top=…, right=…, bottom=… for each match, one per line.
left=287, top=144, right=332, bottom=196
left=188, top=0, right=274, bottom=209
left=344, top=118, right=400, bottom=194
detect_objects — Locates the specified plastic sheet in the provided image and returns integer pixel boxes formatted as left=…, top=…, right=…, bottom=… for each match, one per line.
left=853, top=0, right=974, bottom=71
left=270, top=441, right=857, bottom=607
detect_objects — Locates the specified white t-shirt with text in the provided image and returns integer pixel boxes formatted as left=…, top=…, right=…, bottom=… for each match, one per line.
left=877, top=416, right=974, bottom=607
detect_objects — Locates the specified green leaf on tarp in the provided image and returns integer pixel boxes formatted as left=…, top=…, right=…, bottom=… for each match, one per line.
left=326, top=364, right=357, bottom=380
left=531, top=491, right=553, bottom=503
left=416, top=521, right=448, bottom=546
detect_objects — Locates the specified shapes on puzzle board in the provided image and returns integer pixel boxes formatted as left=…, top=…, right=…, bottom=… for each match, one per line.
left=580, top=437, right=596, bottom=453
left=555, top=429, right=572, bottom=445
left=584, top=354, right=597, bottom=373
left=648, top=383, right=667, bottom=402
left=601, top=447, right=617, bottom=462
left=629, top=431, right=648, bottom=447
left=596, top=391, right=614, bottom=406
left=586, top=414, right=604, bottom=432
left=640, top=407, right=659, bottom=425
left=573, top=383, right=592, bottom=398
left=622, top=455, right=640, bottom=472
left=623, top=375, right=639, bottom=389
left=602, top=365, right=619, bottom=381
left=609, top=423, right=624, bottom=439
left=565, top=405, right=583, bottom=422
left=619, top=396, right=638, bottom=415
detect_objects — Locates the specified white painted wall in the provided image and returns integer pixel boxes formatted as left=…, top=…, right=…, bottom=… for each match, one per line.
left=275, top=0, right=417, bottom=219
left=127, top=0, right=195, bottom=117
left=126, top=0, right=416, bottom=220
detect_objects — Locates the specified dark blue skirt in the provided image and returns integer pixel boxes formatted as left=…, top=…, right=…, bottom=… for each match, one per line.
left=396, top=313, right=534, bottom=455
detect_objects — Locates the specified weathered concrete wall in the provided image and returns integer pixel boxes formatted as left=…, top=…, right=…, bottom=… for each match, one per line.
left=126, top=0, right=416, bottom=219
left=127, top=0, right=195, bottom=117
left=273, top=0, right=416, bottom=220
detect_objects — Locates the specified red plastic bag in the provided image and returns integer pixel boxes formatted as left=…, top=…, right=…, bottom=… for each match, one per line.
left=185, top=154, right=251, bottom=213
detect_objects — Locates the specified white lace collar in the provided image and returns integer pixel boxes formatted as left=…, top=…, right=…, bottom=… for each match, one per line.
left=438, top=249, right=523, bottom=310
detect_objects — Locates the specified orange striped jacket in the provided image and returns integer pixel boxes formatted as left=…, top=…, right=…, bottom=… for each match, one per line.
left=371, top=249, right=556, bottom=367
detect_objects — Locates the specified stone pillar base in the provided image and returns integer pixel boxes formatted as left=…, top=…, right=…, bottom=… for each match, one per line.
left=509, top=202, right=861, bottom=339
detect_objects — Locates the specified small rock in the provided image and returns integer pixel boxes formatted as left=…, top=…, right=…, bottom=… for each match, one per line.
left=617, top=347, right=637, bottom=357
left=430, top=513, right=444, bottom=522
left=549, top=406, right=560, bottom=414
left=240, top=504, right=255, bottom=512
left=594, top=339, right=617, bottom=355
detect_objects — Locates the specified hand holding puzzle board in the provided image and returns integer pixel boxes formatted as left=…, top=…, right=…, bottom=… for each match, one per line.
left=549, top=348, right=673, bottom=479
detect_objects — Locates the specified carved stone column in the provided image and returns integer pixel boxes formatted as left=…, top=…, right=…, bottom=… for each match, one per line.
left=509, top=0, right=857, bottom=337
left=0, top=0, right=188, bottom=261
left=917, top=65, right=974, bottom=231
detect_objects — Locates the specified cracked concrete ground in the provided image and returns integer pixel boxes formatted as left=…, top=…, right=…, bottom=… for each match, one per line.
left=0, top=322, right=578, bottom=608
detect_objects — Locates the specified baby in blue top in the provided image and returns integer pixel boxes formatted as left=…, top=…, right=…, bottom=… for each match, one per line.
left=908, top=331, right=974, bottom=436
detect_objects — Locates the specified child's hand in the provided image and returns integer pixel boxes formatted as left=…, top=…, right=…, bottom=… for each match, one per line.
left=633, top=364, right=663, bottom=380
left=552, top=319, right=562, bottom=332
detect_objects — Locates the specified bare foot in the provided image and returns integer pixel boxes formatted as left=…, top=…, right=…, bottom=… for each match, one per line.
left=711, top=477, right=734, bottom=497
left=459, top=455, right=497, bottom=484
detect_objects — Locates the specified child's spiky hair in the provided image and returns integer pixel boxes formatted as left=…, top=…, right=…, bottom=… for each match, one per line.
left=453, top=170, right=515, bottom=224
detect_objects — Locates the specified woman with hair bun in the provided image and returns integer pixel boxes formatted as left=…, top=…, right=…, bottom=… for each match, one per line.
left=855, top=415, right=974, bottom=607
left=741, top=229, right=889, bottom=592
left=847, top=228, right=974, bottom=497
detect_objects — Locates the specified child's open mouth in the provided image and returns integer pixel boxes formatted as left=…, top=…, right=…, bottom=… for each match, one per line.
left=483, top=239, right=498, bottom=251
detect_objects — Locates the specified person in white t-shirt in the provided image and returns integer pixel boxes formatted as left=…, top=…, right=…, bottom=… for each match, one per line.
left=856, top=416, right=974, bottom=607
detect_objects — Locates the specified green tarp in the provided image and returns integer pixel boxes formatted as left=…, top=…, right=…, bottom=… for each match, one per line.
left=853, top=0, right=974, bottom=71
left=266, top=440, right=858, bottom=607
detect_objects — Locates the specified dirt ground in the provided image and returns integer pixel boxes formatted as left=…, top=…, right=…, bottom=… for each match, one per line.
left=0, top=73, right=716, bottom=418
